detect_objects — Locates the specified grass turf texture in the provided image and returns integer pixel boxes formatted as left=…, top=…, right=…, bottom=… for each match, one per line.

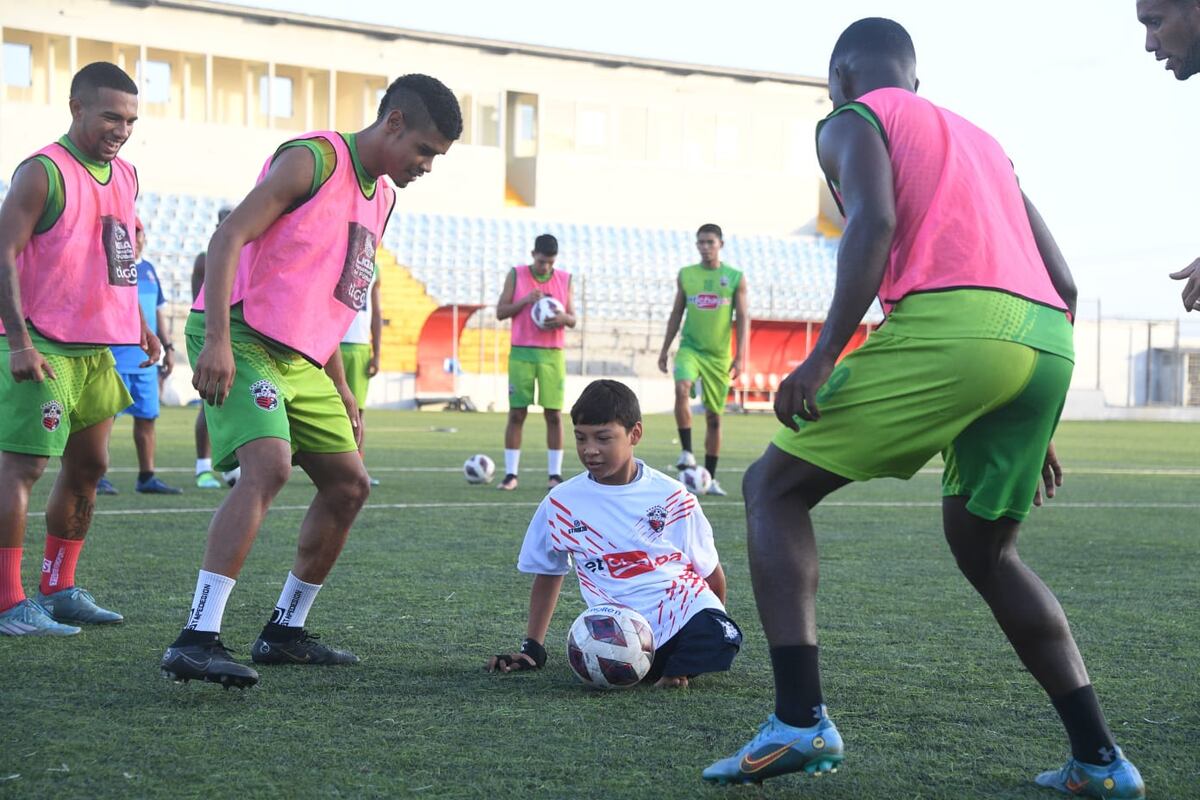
left=0, top=410, right=1196, bottom=799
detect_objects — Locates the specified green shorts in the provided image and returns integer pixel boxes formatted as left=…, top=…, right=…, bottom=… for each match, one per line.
left=674, top=346, right=730, bottom=413
left=340, top=342, right=371, bottom=408
left=772, top=331, right=1072, bottom=522
left=508, top=348, right=566, bottom=410
left=0, top=347, right=131, bottom=457
left=188, top=333, right=357, bottom=472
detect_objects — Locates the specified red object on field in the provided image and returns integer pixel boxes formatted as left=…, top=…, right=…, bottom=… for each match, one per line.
left=415, top=305, right=483, bottom=395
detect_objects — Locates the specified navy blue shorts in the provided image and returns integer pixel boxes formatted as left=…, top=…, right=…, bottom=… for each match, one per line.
left=643, top=608, right=742, bottom=683
left=117, top=371, right=159, bottom=420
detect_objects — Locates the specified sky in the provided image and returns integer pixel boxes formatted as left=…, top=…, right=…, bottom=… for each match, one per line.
left=230, top=0, right=1198, bottom=321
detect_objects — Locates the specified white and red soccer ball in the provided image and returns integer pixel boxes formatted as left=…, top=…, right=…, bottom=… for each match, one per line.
left=463, top=454, right=495, bottom=485
left=679, top=466, right=712, bottom=495
left=531, top=296, right=565, bottom=331
left=566, top=604, right=655, bottom=689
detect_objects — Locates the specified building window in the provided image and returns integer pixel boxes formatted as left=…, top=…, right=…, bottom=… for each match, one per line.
left=259, top=75, right=294, bottom=118
left=478, top=99, right=500, bottom=147
left=577, top=108, right=607, bottom=149
left=2, top=43, right=32, bottom=88
left=137, top=60, right=171, bottom=104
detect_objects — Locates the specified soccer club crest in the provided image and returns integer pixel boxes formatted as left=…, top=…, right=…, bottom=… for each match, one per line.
left=720, top=275, right=730, bottom=287
left=249, top=379, right=280, bottom=411
left=41, top=401, right=63, bottom=432
left=645, top=505, right=667, bottom=533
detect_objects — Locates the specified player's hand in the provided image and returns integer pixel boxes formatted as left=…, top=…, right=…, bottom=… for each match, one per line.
left=543, top=311, right=566, bottom=329
left=8, top=345, right=55, bottom=383
left=138, top=329, right=162, bottom=369
left=485, top=652, right=538, bottom=673
left=338, top=385, right=362, bottom=448
left=193, top=342, right=236, bottom=406
left=160, top=346, right=175, bottom=378
left=521, top=289, right=544, bottom=306
left=1169, top=258, right=1200, bottom=312
left=775, top=352, right=836, bottom=429
left=657, top=352, right=669, bottom=374
left=367, top=352, right=380, bottom=378
left=1033, top=441, right=1063, bottom=507
left=730, top=357, right=743, bottom=381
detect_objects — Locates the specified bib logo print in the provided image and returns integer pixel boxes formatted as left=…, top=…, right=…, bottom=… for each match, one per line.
left=101, top=216, right=137, bottom=286
left=41, top=401, right=64, bottom=432
left=249, top=380, right=280, bottom=411
left=334, top=222, right=376, bottom=312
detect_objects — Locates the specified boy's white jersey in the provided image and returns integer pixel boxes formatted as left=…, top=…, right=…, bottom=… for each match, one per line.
left=517, top=460, right=724, bottom=646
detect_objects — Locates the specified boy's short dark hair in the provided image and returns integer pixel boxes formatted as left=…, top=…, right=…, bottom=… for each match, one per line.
left=697, top=223, right=723, bottom=240
left=571, top=380, right=641, bottom=431
left=533, top=233, right=558, bottom=256
left=376, top=73, right=463, bottom=141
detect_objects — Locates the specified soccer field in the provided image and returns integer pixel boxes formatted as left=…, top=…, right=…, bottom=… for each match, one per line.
left=1, top=410, right=1196, bottom=799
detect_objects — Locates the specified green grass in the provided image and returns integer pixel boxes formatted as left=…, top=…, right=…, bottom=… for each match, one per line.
left=1, top=411, right=1197, bottom=799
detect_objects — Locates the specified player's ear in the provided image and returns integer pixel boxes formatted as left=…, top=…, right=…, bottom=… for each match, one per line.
left=628, top=421, right=643, bottom=446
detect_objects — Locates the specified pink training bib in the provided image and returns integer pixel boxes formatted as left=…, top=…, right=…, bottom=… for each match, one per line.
left=195, top=131, right=395, bottom=365
left=2, top=143, right=140, bottom=345
left=510, top=265, right=571, bottom=349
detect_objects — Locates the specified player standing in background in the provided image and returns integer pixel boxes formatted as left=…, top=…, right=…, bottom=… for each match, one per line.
left=191, top=206, right=232, bottom=489
left=339, top=273, right=382, bottom=485
left=1136, top=0, right=1200, bottom=309
left=494, top=233, right=576, bottom=491
left=160, top=74, right=460, bottom=688
left=0, top=63, right=160, bottom=636
left=97, top=219, right=181, bottom=496
left=703, top=20, right=1145, bottom=798
left=657, top=224, right=749, bottom=496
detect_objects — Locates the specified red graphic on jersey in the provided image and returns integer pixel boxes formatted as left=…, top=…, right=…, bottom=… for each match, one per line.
left=41, top=401, right=63, bottom=432
left=604, top=550, right=655, bottom=579
left=694, top=293, right=720, bottom=310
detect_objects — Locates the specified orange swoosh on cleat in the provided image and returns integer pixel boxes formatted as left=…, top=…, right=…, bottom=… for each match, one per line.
left=1065, top=777, right=1089, bottom=793
left=740, top=739, right=806, bottom=773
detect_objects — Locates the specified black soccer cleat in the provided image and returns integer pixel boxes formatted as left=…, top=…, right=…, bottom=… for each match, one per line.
left=161, top=638, right=260, bottom=689
left=251, top=630, right=360, bottom=666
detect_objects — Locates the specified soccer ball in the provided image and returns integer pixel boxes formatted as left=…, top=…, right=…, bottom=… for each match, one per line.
left=679, top=466, right=712, bottom=495
left=566, top=604, right=655, bottom=689
left=531, top=296, right=565, bottom=330
left=463, top=454, right=495, bottom=485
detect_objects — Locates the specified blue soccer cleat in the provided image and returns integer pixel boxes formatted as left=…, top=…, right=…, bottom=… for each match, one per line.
left=1035, top=747, right=1145, bottom=799
left=96, top=476, right=119, bottom=495
left=0, top=599, right=81, bottom=636
left=37, top=587, right=124, bottom=625
left=136, top=475, right=183, bottom=495
left=703, top=711, right=844, bottom=785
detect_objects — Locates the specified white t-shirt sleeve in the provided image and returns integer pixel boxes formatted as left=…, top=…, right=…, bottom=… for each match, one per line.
left=680, top=500, right=720, bottom=579
left=516, top=497, right=571, bottom=575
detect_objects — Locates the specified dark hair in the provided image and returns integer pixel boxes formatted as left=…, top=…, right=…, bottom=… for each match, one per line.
left=533, top=233, right=558, bottom=256
left=697, top=223, right=723, bottom=241
left=571, top=380, right=641, bottom=431
left=377, top=73, right=463, bottom=140
left=217, top=207, right=233, bottom=223
left=70, top=62, right=137, bottom=99
left=831, top=18, right=915, bottom=66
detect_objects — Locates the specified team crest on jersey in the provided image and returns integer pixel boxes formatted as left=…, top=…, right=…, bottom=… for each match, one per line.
left=720, top=275, right=730, bottom=287
left=41, top=401, right=63, bottom=432
left=249, top=380, right=280, bottom=411
left=645, top=505, right=667, bottom=533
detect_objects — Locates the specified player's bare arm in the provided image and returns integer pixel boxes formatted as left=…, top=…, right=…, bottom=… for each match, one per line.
left=1033, top=441, right=1064, bottom=508
left=486, top=573, right=564, bottom=673
left=156, top=306, right=174, bottom=377
left=657, top=277, right=687, bottom=373
left=495, top=268, right=542, bottom=320
left=323, top=345, right=362, bottom=448
left=0, top=160, right=56, bottom=382
left=191, top=252, right=205, bottom=303
left=368, top=277, right=382, bottom=376
left=193, top=146, right=314, bottom=406
left=731, top=276, right=749, bottom=379
left=705, top=563, right=728, bottom=604
left=1169, top=257, right=1200, bottom=312
left=136, top=304, right=162, bottom=369
left=776, top=111, right=895, bottom=428
left=1021, top=192, right=1077, bottom=318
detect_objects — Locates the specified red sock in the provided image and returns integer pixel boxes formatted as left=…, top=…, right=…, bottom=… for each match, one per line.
left=40, top=536, right=84, bottom=595
left=0, top=548, right=24, bottom=612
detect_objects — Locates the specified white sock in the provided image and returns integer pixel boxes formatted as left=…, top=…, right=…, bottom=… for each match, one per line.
left=195, top=458, right=212, bottom=475
left=548, top=449, right=564, bottom=476
left=505, top=449, right=521, bottom=476
left=184, top=569, right=235, bottom=633
left=270, top=571, right=322, bottom=628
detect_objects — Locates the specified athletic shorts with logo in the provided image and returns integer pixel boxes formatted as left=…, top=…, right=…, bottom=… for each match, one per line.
left=508, top=347, right=566, bottom=410
left=643, top=608, right=743, bottom=683
left=186, top=317, right=356, bottom=472
left=674, top=346, right=731, bottom=414
left=772, top=291, right=1074, bottom=522
left=0, top=346, right=131, bottom=457
left=339, top=342, right=371, bottom=407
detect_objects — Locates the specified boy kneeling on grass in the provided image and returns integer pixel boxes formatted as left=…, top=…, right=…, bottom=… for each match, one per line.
left=486, top=379, right=742, bottom=688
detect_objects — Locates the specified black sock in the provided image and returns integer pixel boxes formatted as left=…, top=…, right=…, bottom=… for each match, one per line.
left=172, top=629, right=218, bottom=647
left=138, top=471, right=154, bottom=483
left=704, top=454, right=718, bottom=478
left=260, top=621, right=303, bottom=642
left=770, top=645, right=824, bottom=727
left=678, top=428, right=693, bottom=454
left=1051, top=685, right=1117, bottom=766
